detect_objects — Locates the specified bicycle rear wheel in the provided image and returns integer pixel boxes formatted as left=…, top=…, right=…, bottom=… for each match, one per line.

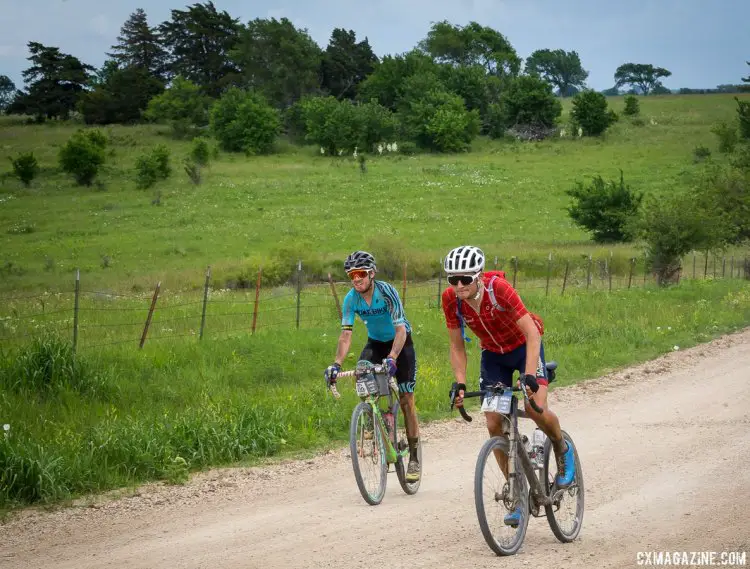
left=543, top=430, right=584, bottom=542
left=474, top=436, right=529, bottom=556
left=349, top=401, right=388, bottom=506
left=392, top=401, right=421, bottom=495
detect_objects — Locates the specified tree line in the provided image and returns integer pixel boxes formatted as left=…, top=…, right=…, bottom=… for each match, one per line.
left=3, top=2, right=740, bottom=131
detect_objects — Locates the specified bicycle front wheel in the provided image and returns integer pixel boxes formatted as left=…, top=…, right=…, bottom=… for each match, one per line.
left=474, top=436, right=529, bottom=556
left=392, top=401, right=421, bottom=495
left=543, top=430, right=584, bottom=542
left=349, top=401, right=388, bottom=506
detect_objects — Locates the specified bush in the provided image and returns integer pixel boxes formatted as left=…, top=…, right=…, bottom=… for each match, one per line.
left=623, top=95, right=640, bottom=116
left=640, top=190, right=726, bottom=285
left=8, top=152, right=39, bottom=187
left=400, top=90, right=480, bottom=152
left=301, top=96, right=360, bottom=155
left=566, top=170, right=643, bottom=243
left=571, top=90, right=616, bottom=136
left=135, top=145, right=171, bottom=190
left=693, top=145, right=711, bottom=162
left=144, top=76, right=211, bottom=138
left=58, top=130, right=107, bottom=186
left=190, top=137, right=211, bottom=166
left=495, top=75, right=562, bottom=133
left=712, top=121, right=738, bottom=153
left=736, top=96, right=750, bottom=140
left=210, top=87, right=281, bottom=155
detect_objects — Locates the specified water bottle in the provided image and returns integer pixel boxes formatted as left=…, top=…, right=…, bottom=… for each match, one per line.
left=532, top=428, right=547, bottom=468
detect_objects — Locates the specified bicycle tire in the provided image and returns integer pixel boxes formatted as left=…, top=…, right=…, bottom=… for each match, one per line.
left=392, top=401, right=421, bottom=495
left=349, top=401, right=388, bottom=506
left=543, top=430, right=584, bottom=542
left=474, top=436, right=529, bottom=556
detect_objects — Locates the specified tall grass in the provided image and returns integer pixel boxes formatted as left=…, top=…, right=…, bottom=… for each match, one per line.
left=1, top=279, right=749, bottom=511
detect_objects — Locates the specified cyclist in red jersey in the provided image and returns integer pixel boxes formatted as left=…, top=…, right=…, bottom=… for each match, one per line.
left=441, top=245, right=576, bottom=527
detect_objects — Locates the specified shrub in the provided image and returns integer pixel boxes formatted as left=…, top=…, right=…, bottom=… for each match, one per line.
left=190, top=137, right=211, bottom=166
left=735, top=96, right=750, bottom=140
left=210, top=87, right=281, bottom=154
left=495, top=75, right=562, bottom=133
left=400, top=90, right=480, bottom=152
left=58, top=130, right=106, bottom=186
left=712, top=121, right=738, bottom=153
left=623, top=95, right=640, bottom=116
left=135, top=145, right=171, bottom=190
left=693, top=145, right=711, bottom=162
left=301, top=96, right=360, bottom=155
left=8, top=152, right=39, bottom=187
left=144, top=76, right=211, bottom=138
left=571, top=90, right=616, bottom=136
left=566, top=170, right=643, bottom=243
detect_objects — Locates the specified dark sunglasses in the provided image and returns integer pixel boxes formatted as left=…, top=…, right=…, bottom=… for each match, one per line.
left=347, top=269, right=370, bottom=280
left=447, top=274, right=478, bottom=286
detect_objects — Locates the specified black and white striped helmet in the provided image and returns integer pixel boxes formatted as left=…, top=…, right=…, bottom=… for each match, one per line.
left=444, top=246, right=485, bottom=274
left=344, top=250, right=376, bottom=272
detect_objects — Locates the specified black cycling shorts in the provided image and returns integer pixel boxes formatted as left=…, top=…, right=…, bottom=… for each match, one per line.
left=358, top=333, right=417, bottom=393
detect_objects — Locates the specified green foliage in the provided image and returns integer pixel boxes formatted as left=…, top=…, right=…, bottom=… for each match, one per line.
left=320, top=28, right=378, bottom=100
left=566, top=171, right=643, bottom=243
left=210, top=87, right=281, bottom=154
left=58, top=130, right=107, bottom=186
left=639, top=190, right=726, bottom=285
left=144, top=76, right=212, bottom=137
left=693, top=145, right=711, bottom=162
left=614, top=63, right=672, bottom=95
left=400, top=89, right=480, bottom=152
left=300, top=96, right=360, bottom=154
left=79, top=66, right=164, bottom=125
left=571, top=90, right=616, bottom=136
left=190, top=137, right=211, bottom=166
left=711, top=121, right=738, bottom=153
left=135, top=144, right=171, bottom=189
left=623, top=95, right=640, bottom=116
left=735, top=96, right=750, bottom=139
left=694, top=162, right=750, bottom=245
left=8, top=152, right=39, bottom=187
left=107, top=8, right=169, bottom=80
left=357, top=100, right=399, bottom=150
left=524, top=49, right=589, bottom=96
left=495, top=75, right=562, bottom=132
left=356, top=50, right=440, bottom=111
left=0, top=74, right=15, bottom=112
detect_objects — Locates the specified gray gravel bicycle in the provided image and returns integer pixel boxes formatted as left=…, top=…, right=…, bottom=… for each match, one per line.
left=449, top=361, right=584, bottom=556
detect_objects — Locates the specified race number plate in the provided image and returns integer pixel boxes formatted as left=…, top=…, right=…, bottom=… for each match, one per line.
left=481, top=391, right=513, bottom=414
left=355, top=380, right=369, bottom=397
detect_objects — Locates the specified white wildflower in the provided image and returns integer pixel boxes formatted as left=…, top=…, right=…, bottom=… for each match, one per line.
left=377, top=143, right=383, bottom=155
left=320, top=147, right=325, bottom=155
left=391, top=142, right=398, bottom=152
left=577, top=127, right=583, bottom=137
left=338, top=149, right=343, bottom=156
left=560, top=129, right=567, bottom=137
left=386, top=143, right=393, bottom=152
left=673, top=345, right=679, bottom=351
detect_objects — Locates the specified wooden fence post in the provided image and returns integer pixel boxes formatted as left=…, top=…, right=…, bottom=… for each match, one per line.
left=545, top=253, right=552, bottom=296
left=437, top=258, right=443, bottom=309
left=139, top=281, right=161, bottom=349
left=561, top=261, right=569, bottom=295
left=586, top=255, right=592, bottom=289
left=628, top=258, right=635, bottom=289
left=199, top=266, right=210, bottom=340
left=296, top=260, right=302, bottom=329
left=402, top=260, right=407, bottom=306
left=512, top=257, right=518, bottom=288
left=251, top=266, right=262, bottom=335
left=73, top=268, right=80, bottom=357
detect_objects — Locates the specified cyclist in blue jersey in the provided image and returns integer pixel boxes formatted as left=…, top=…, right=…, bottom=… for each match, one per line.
left=324, top=250, right=421, bottom=481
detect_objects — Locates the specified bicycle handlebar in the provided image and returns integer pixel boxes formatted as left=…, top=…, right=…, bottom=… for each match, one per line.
left=327, top=362, right=389, bottom=400
left=449, top=376, right=543, bottom=422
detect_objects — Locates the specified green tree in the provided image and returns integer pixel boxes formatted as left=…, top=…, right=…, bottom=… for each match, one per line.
left=614, top=63, right=671, bottom=95
left=320, top=28, right=378, bottom=100
left=418, top=21, right=521, bottom=78
left=524, top=49, right=588, bottom=97
left=144, top=76, right=212, bottom=136
left=79, top=66, right=164, bottom=124
left=159, top=1, right=241, bottom=97
left=0, top=75, right=15, bottom=112
left=11, top=42, right=94, bottom=120
left=210, top=87, right=281, bottom=154
left=741, top=61, right=749, bottom=84
left=356, top=50, right=440, bottom=111
left=108, top=8, right=169, bottom=80
left=231, top=17, right=323, bottom=108
left=566, top=171, right=643, bottom=243
left=571, top=90, right=616, bottom=136
left=400, top=89, right=480, bottom=152
left=495, top=75, right=562, bottom=129
left=58, top=130, right=107, bottom=186
left=300, top=96, right=361, bottom=154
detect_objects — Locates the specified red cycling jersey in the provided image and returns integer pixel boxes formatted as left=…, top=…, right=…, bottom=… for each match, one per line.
left=441, top=272, right=544, bottom=354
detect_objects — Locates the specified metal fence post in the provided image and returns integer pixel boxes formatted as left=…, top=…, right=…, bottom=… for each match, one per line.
left=199, top=266, right=210, bottom=340
left=73, top=269, right=80, bottom=356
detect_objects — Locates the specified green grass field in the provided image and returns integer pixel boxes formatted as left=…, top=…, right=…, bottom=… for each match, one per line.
left=1, top=93, right=750, bottom=513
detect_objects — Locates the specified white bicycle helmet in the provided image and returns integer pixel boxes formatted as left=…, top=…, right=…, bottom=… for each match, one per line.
left=344, top=250, right=377, bottom=272
left=444, top=245, right=485, bottom=274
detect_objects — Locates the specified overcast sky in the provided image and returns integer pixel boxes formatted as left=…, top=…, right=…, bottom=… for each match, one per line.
left=1, top=0, right=748, bottom=91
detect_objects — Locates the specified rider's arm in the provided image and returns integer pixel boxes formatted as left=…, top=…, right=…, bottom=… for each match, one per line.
left=517, top=313, right=542, bottom=378
left=387, top=324, right=407, bottom=360
left=448, top=327, right=468, bottom=384
left=334, top=329, right=352, bottom=366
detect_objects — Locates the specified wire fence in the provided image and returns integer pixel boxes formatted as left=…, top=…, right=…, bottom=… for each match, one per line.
left=1, top=251, right=749, bottom=354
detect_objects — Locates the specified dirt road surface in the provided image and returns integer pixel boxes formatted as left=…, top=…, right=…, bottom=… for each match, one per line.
left=3, top=329, right=750, bottom=569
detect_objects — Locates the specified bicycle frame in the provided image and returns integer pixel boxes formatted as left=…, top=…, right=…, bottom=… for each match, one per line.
left=333, top=360, right=405, bottom=465
left=451, top=380, right=558, bottom=509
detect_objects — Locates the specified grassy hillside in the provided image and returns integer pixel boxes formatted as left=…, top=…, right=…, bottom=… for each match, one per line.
left=1, top=93, right=747, bottom=293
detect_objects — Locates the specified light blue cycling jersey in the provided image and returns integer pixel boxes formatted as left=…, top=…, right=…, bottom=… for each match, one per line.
left=341, top=280, right=411, bottom=342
